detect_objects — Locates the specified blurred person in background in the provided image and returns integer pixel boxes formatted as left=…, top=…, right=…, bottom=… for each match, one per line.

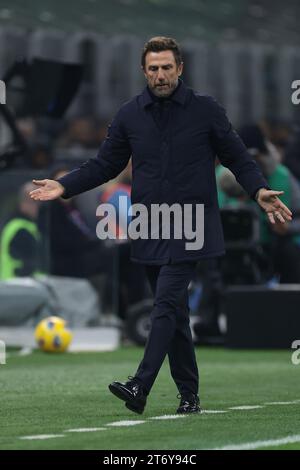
left=38, top=167, right=110, bottom=279
left=56, top=116, right=103, bottom=152
left=284, top=127, right=300, bottom=182
left=260, top=118, right=292, bottom=160
left=38, top=167, right=126, bottom=321
left=0, top=182, right=41, bottom=279
left=38, top=165, right=147, bottom=321
left=99, top=161, right=148, bottom=320
left=30, top=37, right=292, bottom=416
left=27, top=141, right=54, bottom=169
left=217, top=124, right=300, bottom=283
left=16, top=117, right=37, bottom=144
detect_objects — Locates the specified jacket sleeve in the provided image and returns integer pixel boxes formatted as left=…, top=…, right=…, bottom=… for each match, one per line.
left=58, top=109, right=131, bottom=199
left=208, top=97, right=270, bottom=199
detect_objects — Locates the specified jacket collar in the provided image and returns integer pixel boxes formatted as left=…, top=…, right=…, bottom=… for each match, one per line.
left=140, top=79, right=188, bottom=108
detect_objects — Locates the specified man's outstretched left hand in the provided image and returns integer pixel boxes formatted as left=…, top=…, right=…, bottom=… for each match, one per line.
left=256, top=188, right=293, bottom=225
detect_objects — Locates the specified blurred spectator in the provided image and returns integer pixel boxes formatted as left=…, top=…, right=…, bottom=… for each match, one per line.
left=99, top=161, right=148, bottom=319
left=37, top=165, right=147, bottom=319
left=38, top=168, right=110, bottom=278
left=217, top=124, right=300, bottom=283
left=56, top=116, right=103, bottom=150
left=260, top=118, right=292, bottom=158
left=284, top=128, right=300, bottom=181
left=231, top=119, right=292, bottom=166
left=37, top=167, right=117, bottom=319
left=100, top=161, right=132, bottom=238
left=15, top=117, right=37, bottom=144
left=27, top=142, right=54, bottom=169
left=0, top=182, right=41, bottom=279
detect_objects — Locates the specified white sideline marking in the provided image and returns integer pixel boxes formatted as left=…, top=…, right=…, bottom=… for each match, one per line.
left=149, top=415, right=187, bottom=420
left=20, top=434, right=65, bottom=440
left=202, top=410, right=228, bottom=414
left=6, top=347, right=33, bottom=359
left=19, top=347, right=33, bottom=356
left=264, top=401, right=300, bottom=406
left=215, top=434, right=300, bottom=450
left=229, top=405, right=264, bottom=410
left=65, top=427, right=106, bottom=433
left=17, top=400, right=300, bottom=442
left=106, top=420, right=145, bottom=427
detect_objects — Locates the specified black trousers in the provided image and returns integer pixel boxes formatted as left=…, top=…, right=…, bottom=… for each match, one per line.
left=134, top=262, right=199, bottom=396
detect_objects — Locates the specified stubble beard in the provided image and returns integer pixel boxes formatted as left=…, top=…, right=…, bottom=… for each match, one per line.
left=149, top=78, right=179, bottom=98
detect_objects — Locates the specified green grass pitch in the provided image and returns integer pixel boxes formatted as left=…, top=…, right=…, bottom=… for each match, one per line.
left=1, top=346, right=300, bottom=450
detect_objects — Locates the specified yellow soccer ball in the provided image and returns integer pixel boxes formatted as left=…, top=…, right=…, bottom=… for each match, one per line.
left=35, top=316, right=72, bottom=353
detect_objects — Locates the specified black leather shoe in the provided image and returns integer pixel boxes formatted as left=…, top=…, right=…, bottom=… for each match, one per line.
left=108, top=377, right=147, bottom=414
left=176, top=393, right=201, bottom=414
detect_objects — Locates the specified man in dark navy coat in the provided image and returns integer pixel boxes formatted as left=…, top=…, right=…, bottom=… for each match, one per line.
left=30, top=37, right=292, bottom=415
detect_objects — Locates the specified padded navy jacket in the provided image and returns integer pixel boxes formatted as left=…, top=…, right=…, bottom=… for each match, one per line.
left=59, top=80, right=268, bottom=265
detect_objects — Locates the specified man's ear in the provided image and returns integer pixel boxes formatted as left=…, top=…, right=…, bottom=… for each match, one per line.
left=178, top=62, right=184, bottom=77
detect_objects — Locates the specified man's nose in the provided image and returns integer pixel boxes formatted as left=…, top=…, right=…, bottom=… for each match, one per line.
left=157, top=69, right=166, bottom=81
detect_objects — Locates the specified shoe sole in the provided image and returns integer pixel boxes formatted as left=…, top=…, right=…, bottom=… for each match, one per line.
left=125, top=402, right=144, bottom=414
left=176, top=408, right=201, bottom=414
left=108, top=384, right=145, bottom=414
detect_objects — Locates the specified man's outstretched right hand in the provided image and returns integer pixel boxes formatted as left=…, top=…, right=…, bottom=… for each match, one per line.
left=29, top=179, right=65, bottom=201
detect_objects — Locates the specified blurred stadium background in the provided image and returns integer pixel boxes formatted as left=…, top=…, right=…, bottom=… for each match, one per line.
left=1, top=0, right=300, bottom=450
left=1, top=0, right=300, bottom=121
